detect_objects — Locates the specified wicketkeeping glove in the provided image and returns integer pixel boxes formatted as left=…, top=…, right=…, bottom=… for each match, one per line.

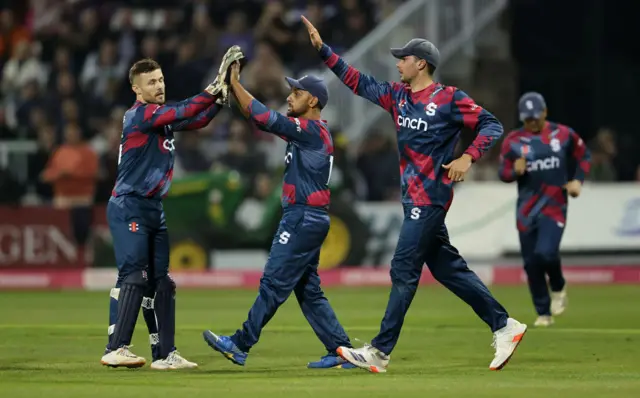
left=206, top=45, right=246, bottom=106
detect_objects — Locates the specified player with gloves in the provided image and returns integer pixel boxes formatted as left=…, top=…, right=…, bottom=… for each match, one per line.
left=101, top=46, right=244, bottom=370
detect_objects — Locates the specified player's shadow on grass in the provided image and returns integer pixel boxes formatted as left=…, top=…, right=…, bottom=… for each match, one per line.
left=197, top=367, right=371, bottom=377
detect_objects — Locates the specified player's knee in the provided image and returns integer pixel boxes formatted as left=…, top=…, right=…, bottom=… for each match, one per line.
left=156, top=275, right=176, bottom=294
left=258, top=275, right=292, bottom=304
left=390, top=266, right=420, bottom=289
left=534, top=250, right=559, bottom=264
left=295, top=284, right=323, bottom=302
left=120, top=269, right=149, bottom=287
left=522, top=258, right=536, bottom=271
left=428, top=267, right=447, bottom=283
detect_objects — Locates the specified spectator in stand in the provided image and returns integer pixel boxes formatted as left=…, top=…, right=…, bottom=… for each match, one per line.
left=41, top=121, right=98, bottom=253
left=253, top=1, right=295, bottom=64
left=0, top=8, right=31, bottom=63
left=218, top=10, right=254, bottom=60
left=356, top=130, right=400, bottom=201
left=47, top=45, right=75, bottom=91
left=588, top=127, right=618, bottom=181
left=1, top=40, right=46, bottom=130
left=79, top=38, right=128, bottom=100
left=41, top=121, right=98, bottom=208
left=187, top=8, right=218, bottom=57
left=0, top=0, right=390, bottom=205
left=28, top=123, right=56, bottom=202
left=240, top=41, right=289, bottom=102
left=2, top=40, right=46, bottom=97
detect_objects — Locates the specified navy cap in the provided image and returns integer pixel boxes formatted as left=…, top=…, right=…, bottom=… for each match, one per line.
left=285, top=75, right=329, bottom=108
left=518, top=92, right=547, bottom=121
left=390, top=38, right=440, bottom=68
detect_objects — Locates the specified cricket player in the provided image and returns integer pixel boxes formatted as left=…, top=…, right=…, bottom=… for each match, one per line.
left=202, top=61, right=356, bottom=369
left=101, top=47, right=244, bottom=369
left=302, top=16, right=527, bottom=372
left=499, top=92, right=591, bottom=327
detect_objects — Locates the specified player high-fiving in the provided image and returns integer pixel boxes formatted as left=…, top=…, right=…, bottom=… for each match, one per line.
left=303, top=15, right=527, bottom=373
left=202, top=50, right=356, bottom=370
left=101, top=46, right=245, bottom=370
left=302, top=16, right=323, bottom=50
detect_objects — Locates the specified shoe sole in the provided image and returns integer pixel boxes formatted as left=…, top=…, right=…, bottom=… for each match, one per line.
left=101, top=360, right=146, bottom=369
left=306, top=362, right=358, bottom=370
left=489, top=326, right=527, bottom=371
left=551, top=307, right=566, bottom=316
left=150, top=365, right=198, bottom=370
left=202, top=331, right=244, bottom=366
left=336, top=347, right=386, bottom=373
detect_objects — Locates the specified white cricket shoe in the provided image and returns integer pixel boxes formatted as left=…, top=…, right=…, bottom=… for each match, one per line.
left=101, top=346, right=146, bottom=368
left=337, top=344, right=389, bottom=373
left=150, top=350, right=198, bottom=370
left=551, top=289, right=568, bottom=316
left=489, top=318, right=527, bottom=371
left=534, top=315, right=554, bottom=327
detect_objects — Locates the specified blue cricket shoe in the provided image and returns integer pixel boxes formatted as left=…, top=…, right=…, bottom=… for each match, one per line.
left=307, top=353, right=357, bottom=369
left=203, top=330, right=248, bottom=366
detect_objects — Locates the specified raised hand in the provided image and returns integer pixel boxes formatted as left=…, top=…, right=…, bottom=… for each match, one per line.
left=206, top=46, right=245, bottom=104
left=230, top=62, right=241, bottom=84
left=301, top=15, right=323, bottom=50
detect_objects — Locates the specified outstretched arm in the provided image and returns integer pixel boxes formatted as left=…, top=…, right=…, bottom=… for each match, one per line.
left=138, top=45, right=246, bottom=131
left=171, top=103, right=222, bottom=131
left=136, top=91, right=217, bottom=130
left=302, top=15, right=397, bottom=112
left=229, top=63, right=314, bottom=143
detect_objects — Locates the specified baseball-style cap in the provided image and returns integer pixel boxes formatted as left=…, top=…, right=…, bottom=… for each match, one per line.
left=518, top=92, right=547, bottom=121
left=390, top=38, right=440, bottom=68
left=285, top=75, right=329, bottom=108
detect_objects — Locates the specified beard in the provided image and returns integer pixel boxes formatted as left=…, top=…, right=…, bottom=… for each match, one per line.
left=144, top=92, right=165, bottom=105
left=524, top=119, right=545, bottom=132
left=286, top=108, right=301, bottom=117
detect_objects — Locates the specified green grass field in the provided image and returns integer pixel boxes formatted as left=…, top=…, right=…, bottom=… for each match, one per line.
left=1, top=285, right=639, bottom=397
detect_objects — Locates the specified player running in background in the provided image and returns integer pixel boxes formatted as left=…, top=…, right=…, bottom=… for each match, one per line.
left=499, top=92, right=591, bottom=327
left=203, top=61, right=356, bottom=369
left=302, top=16, right=526, bottom=373
left=101, top=47, right=245, bottom=369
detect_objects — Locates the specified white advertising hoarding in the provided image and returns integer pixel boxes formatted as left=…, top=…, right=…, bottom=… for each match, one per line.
left=356, top=183, right=640, bottom=260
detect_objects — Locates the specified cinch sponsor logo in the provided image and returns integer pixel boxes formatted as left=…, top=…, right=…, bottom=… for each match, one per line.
left=163, top=138, right=175, bottom=151
left=527, top=156, right=560, bottom=171
left=397, top=116, right=428, bottom=131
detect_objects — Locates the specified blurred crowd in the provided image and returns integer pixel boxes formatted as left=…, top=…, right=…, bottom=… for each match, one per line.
left=0, top=0, right=404, bottom=206
left=0, top=0, right=636, bottom=207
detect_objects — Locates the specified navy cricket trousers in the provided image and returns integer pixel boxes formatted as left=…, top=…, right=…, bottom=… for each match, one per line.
left=107, top=195, right=170, bottom=284
left=371, top=205, right=509, bottom=355
left=519, top=216, right=566, bottom=316
left=231, top=205, right=351, bottom=353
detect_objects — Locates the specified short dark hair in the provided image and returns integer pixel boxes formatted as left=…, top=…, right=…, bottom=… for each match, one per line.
left=427, top=63, right=436, bottom=76
left=129, top=58, right=161, bottom=84
left=414, top=56, right=436, bottom=76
